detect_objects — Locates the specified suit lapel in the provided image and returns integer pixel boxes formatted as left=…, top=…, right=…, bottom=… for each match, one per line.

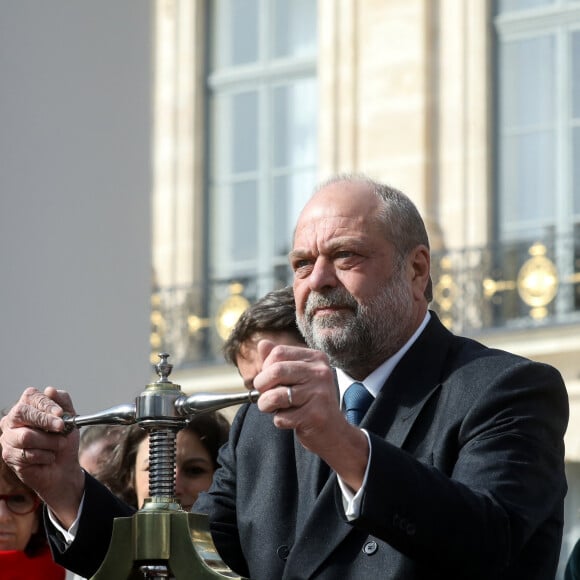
left=283, top=313, right=453, bottom=579
left=284, top=469, right=349, bottom=579
left=293, top=435, right=331, bottom=537
left=363, top=314, right=451, bottom=446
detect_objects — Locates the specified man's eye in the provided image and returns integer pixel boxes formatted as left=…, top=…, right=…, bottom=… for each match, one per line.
left=335, top=252, right=352, bottom=259
left=293, top=259, right=311, bottom=271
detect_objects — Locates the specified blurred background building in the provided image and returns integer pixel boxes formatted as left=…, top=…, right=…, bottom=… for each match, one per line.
left=1, top=0, right=579, bottom=576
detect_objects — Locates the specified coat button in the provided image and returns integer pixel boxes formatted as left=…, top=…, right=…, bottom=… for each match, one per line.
left=363, top=541, right=378, bottom=555
left=277, top=545, right=290, bottom=561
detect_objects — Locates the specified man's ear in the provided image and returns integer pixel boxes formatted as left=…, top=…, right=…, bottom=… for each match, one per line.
left=409, top=245, right=430, bottom=300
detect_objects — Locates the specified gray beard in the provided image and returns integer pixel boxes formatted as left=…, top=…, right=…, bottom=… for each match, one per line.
left=297, top=275, right=413, bottom=376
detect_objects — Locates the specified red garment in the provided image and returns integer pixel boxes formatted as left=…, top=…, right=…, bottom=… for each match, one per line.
left=0, top=546, right=65, bottom=580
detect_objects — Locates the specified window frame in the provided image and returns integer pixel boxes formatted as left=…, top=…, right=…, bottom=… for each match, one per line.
left=206, top=0, right=318, bottom=297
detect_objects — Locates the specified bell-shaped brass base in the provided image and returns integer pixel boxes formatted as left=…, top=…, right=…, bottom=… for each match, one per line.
left=91, top=503, right=246, bottom=579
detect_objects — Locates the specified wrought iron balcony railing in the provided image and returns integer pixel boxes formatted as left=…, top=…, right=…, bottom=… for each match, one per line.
left=152, top=237, right=580, bottom=370
left=431, top=236, right=580, bottom=335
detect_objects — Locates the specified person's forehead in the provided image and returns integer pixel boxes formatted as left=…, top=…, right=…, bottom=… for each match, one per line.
left=175, top=434, right=212, bottom=464
left=236, top=331, right=305, bottom=375
left=176, top=428, right=203, bottom=450
left=294, top=185, right=383, bottom=239
left=304, top=181, right=378, bottom=215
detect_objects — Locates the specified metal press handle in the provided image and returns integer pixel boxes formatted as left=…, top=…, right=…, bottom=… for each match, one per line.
left=175, top=389, right=259, bottom=415
left=62, top=403, right=137, bottom=433
left=61, top=352, right=259, bottom=433
left=62, top=391, right=259, bottom=432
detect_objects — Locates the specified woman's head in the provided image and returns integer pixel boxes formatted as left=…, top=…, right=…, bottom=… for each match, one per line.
left=96, top=412, right=230, bottom=511
left=0, top=443, right=43, bottom=554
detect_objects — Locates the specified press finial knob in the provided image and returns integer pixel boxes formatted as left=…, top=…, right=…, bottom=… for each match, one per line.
left=155, top=352, right=173, bottom=383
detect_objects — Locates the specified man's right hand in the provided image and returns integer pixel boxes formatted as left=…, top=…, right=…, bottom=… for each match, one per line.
left=0, top=386, right=85, bottom=529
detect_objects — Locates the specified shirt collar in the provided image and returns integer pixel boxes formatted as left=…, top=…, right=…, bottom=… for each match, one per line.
left=336, top=310, right=431, bottom=403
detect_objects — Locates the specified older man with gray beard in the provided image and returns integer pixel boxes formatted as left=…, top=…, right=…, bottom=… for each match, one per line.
left=0, top=174, right=569, bottom=580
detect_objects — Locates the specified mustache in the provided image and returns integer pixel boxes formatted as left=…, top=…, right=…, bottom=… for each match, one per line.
left=304, top=288, right=359, bottom=319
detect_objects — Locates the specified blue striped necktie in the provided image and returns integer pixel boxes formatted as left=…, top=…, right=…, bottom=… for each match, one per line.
left=343, top=382, right=374, bottom=426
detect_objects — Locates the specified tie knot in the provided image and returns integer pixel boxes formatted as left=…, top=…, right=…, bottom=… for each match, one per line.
left=343, top=382, right=374, bottom=426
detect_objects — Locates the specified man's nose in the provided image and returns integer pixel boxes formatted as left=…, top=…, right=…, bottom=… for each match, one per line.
left=308, top=257, right=337, bottom=291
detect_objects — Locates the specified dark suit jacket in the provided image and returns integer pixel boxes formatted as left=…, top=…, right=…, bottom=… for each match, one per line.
left=48, top=313, right=569, bottom=579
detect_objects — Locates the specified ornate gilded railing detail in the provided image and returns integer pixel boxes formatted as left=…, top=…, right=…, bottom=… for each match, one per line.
left=516, top=243, right=559, bottom=319
left=431, top=237, right=579, bottom=336
left=482, top=277, right=517, bottom=299
left=150, top=280, right=269, bottom=368
left=215, top=283, right=251, bottom=341
left=432, top=256, right=459, bottom=330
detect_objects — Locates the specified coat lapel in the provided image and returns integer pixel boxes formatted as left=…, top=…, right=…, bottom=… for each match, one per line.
left=363, top=314, right=451, bottom=447
left=293, top=434, right=332, bottom=537
left=283, top=313, right=453, bottom=579
left=283, top=469, right=349, bottom=579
